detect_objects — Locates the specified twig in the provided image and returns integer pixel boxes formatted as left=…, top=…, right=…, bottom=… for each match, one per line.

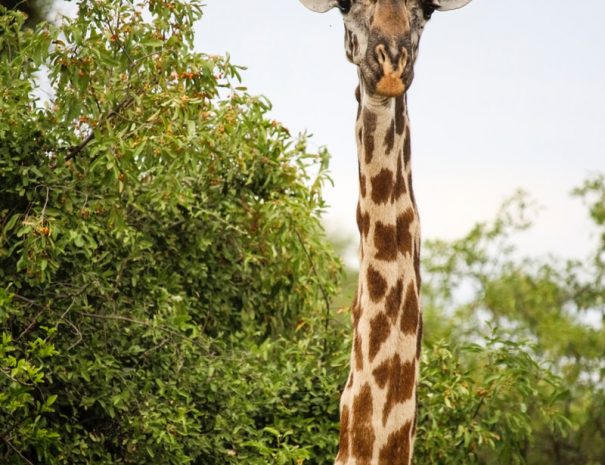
left=13, top=293, right=48, bottom=340
left=292, top=227, right=332, bottom=356
left=15, top=284, right=90, bottom=340
left=65, top=96, right=134, bottom=162
left=65, top=131, right=95, bottom=162
left=40, top=185, right=50, bottom=222
left=0, top=367, right=32, bottom=386
left=1, top=436, right=34, bottom=465
left=78, top=312, right=200, bottom=347
left=16, top=306, right=47, bottom=341
left=55, top=300, right=83, bottom=350
left=472, top=396, right=486, bottom=420
left=12, top=293, right=38, bottom=306
left=142, top=338, right=169, bottom=357
left=64, top=317, right=83, bottom=351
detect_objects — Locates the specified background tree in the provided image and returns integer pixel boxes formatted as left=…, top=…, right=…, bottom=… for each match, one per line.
left=0, top=0, right=49, bottom=28
left=419, top=183, right=605, bottom=465
left=1, top=2, right=343, bottom=463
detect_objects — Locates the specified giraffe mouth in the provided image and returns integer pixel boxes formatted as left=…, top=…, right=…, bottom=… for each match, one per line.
left=362, top=44, right=409, bottom=98
left=375, top=73, right=406, bottom=97
left=361, top=68, right=407, bottom=99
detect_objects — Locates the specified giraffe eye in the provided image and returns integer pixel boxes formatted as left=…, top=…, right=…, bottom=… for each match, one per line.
left=422, top=5, right=435, bottom=19
left=338, top=0, right=352, bottom=14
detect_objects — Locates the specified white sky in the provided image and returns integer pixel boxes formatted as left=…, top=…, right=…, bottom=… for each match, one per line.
left=196, top=0, right=605, bottom=260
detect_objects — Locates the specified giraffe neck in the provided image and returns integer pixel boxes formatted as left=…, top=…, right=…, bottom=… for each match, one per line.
left=335, top=86, right=422, bottom=465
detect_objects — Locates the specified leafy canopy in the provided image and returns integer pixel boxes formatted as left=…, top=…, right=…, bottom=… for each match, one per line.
left=1, top=1, right=341, bottom=463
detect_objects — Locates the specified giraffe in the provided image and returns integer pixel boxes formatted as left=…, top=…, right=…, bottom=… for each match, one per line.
left=298, top=0, right=474, bottom=463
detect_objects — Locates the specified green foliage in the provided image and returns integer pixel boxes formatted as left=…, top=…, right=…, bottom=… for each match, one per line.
left=417, top=333, right=569, bottom=465
left=421, top=185, right=605, bottom=465
left=0, top=0, right=50, bottom=28
left=1, top=2, right=342, bottom=463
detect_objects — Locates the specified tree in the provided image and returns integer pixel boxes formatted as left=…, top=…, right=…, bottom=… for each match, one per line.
left=421, top=183, right=605, bottom=465
left=1, top=2, right=342, bottom=463
left=0, top=0, right=49, bottom=28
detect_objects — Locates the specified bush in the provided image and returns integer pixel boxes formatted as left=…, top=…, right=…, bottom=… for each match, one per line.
left=0, top=2, right=342, bottom=463
left=420, top=187, right=605, bottom=465
left=416, top=333, right=569, bottom=465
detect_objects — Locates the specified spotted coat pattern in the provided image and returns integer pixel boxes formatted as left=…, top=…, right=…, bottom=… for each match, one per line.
left=335, top=82, right=422, bottom=465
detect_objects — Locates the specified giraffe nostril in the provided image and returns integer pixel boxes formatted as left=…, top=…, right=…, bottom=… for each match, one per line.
left=399, top=48, right=409, bottom=70
left=375, top=44, right=408, bottom=72
left=375, top=44, right=388, bottom=65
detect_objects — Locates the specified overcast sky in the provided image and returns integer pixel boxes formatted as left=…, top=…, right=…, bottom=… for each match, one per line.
left=194, top=0, right=605, bottom=260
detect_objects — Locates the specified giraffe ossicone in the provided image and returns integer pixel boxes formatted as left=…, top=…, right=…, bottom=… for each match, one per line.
left=298, top=0, right=474, bottom=464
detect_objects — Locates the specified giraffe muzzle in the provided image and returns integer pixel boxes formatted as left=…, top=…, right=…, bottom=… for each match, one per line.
left=374, top=44, right=408, bottom=97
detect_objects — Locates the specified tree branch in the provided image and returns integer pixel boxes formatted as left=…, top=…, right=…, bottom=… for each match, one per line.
left=77, top=311, right=208, bottom=350
left=292, top=226, right=332, bottom=357
left=1, top=435, right=34, bottom=465
left=65, top=96, right=134, bottom=162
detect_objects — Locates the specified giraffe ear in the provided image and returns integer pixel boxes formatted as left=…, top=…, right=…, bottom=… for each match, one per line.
left=431, top=0, right=473, bottom=11
left=299, top=0, right=339, bottom=13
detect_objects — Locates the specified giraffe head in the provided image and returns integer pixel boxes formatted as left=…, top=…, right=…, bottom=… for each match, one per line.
left=300, top=0, right=473, bottom=97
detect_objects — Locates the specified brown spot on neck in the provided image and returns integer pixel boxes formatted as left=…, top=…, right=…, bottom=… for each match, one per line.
left=385, top=279, right=404, bottom=323
left=372, top=360, right=390, bottom=390
left=379, top=421, right=412, bottom=465
left=381, top=354, right=416, bottom=425
left=395, top=94, right=406, bottom=135
left=413, top=246, right=421, bottom=292
left=401, top=283, right=419, bottom=335
left=396, top=208, right=415, bottom=255
left=351, top=384, right=376, bottom=464
left=369, top=312, right=391, bottom=362
left=392, top=151, right=407, bottom=202
left=354, top=333, right=364, bottom=370
left=374, top=221, right=398, bottom=261
left=367, top=266, right=388, bottom=302
left=403, top=125, right=411, bottom=164
left=336, top=405, right=351, bottom=463
left=371, top=169, right=394, bottom=205
left=356, top=203, right=371, bottom=237
left=363, top=109, right=378, bottom=164
left=360, top=172, right=367, bottom=198
left=383, top=119, right=396, bottom=155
